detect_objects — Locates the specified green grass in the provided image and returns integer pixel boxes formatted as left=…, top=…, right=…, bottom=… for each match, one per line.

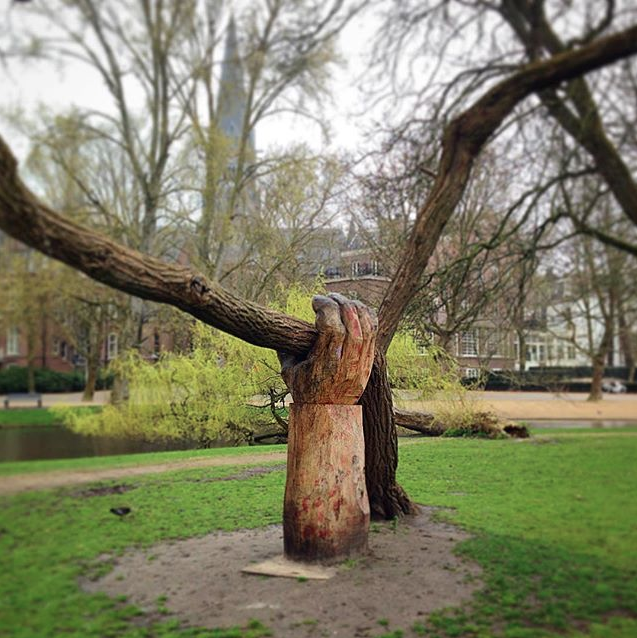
left=0, top=406, right=102, bottom=428
left=0, top=443, right=287, bottom=477
left=396, top=434, right=637, bottom=637
left=0, top=462, right=285, bottom=637
left=1, top=431, right=636, bottom=637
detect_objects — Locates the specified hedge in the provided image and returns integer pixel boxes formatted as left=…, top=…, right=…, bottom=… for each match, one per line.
left=0, top=367, right=112, bottom=394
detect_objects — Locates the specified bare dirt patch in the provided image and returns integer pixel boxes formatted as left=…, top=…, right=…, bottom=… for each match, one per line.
left=84, top=507, right=482, bottom=637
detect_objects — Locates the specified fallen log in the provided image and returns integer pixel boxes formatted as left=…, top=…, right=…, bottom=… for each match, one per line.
left=393, top=408, right=445, bottom=436
left=394, top=408, right=530, bottom=439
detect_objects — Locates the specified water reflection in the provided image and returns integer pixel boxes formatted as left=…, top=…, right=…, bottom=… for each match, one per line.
left=0, top=426, right=201, bottom=462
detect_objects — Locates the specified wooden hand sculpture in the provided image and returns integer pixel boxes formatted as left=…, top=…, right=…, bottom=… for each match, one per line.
left=280, top=294, right=377, bottom=562
left=278, top=293, right=377, bottom=405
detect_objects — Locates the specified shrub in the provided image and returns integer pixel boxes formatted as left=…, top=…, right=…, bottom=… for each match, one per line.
left=387, top=333, right=462, bottom=397
left=57, top=284, right=319, bottom=446
left=0, top=366, right=84, bottom=393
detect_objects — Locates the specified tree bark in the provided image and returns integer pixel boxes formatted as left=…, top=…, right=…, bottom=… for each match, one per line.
left=82, top=356, right=98, bottom=402
left=588, top=324, right=613, bottom=402
left=394, top=408, right=444, bottom=436
left=589, top=351, right=606, bottom=402
left=361, top=352, right=416, bottom=519
left=618, top=302, right=635, bottom=383
left=1, top=25, right=637, bottom=521
left=26, top=327, right=36, bottom=394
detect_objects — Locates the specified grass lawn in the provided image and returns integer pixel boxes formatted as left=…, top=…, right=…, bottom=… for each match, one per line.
left=0, top=406, right=102, bottom=428
left=1, top=430, right=635, bottom=637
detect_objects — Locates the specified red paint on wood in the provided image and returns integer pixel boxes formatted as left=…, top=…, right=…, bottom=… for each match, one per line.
left=283, top=404, right=370, bottom=563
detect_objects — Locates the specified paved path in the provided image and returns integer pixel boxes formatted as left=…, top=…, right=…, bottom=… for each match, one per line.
left=397, top=391, right=637, bottom=421
left=0, top=451, right=287, bottom=496
left=0, top=390, right=110, bottom=408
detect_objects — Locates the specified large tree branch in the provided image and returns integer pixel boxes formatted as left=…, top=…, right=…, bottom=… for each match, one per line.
left=376, top=24, right=637, bottom=352
left=0, top=137, right=317, bottom=356
left=0, top=25, right=636, bottom=359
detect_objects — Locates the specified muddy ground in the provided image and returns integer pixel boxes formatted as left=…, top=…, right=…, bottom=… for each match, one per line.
left=85, top=507, right=482, bottom=637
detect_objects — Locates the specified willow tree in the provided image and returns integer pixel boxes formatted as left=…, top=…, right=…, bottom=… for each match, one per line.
left=1, top=25, right=636, bottom=519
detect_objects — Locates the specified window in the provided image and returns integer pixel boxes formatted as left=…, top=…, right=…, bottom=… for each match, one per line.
left=526, top=345, right=538, bottom=362
left=52, top=338, right=60, bottom=356
left=567, top=345, right=576, bottom=360
left=60, top=341, right=67, bottom=359
left=154, top=332, right=161, bottom=355
left=107, top=333, right=118, bottom=360
left=538, top=345, right=546, bottom=361
left=464, top=367, right=480, bottom=379
left=351, top=261, right=360, bottom=277
left=6, top=327, right=19, bottom=356
left=557, top=345, right=564, bottom=360
left=371, top=260, right=380, bottom=276
left=460, top=331, right=478, bottom=357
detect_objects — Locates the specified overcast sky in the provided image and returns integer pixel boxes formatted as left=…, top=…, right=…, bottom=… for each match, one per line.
left=0, top=0, right=379, bottom=162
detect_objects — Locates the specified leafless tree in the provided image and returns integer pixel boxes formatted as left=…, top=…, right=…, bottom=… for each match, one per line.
left=1, top=20, right=636, bottom=518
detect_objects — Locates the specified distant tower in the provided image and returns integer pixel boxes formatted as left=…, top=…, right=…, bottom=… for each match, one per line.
left=217, top=16, right=255, bottom=153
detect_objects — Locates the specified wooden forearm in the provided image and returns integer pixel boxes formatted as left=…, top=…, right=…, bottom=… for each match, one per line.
left=0, top=137, right=316, bottom=356
left=284, top=403, right=369, bottom=561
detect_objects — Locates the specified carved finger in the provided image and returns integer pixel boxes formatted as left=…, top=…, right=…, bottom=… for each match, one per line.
left=329, top=293, right=364, bottom=374
left=311, top=295, right=345, bottom=370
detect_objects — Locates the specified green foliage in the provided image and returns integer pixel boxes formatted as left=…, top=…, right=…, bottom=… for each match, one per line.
left=0, top=366, right=112, bottom=394
left=0, top=367, right=80, bottom=393
left=386, top=333, right=462, bottom=396
left=387, top=333, right=504, bottom=436
left=58, top=284, right=321, bottom=446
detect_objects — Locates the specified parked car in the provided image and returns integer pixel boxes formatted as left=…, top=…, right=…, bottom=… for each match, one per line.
left=602, top=379, right=627, bottom=393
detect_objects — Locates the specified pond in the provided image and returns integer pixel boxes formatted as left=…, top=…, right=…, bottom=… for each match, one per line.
left=1, top=420, right=635, bottom=463
left=0, top=425, right=203, bottom=462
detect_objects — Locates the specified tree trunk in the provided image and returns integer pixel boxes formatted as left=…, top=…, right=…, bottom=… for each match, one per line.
left=361, top=352, right=416, bottom=519
left=588, top=353, right=605, bottom=402
left=394, top=408, right=444, bottom=436
left=27, top=360, right=36, bottom=394
left=82, top=356, right=98, bottom=402
left=618, top=304, right=635, bottom=383
left=588, top=325, right=613, bottom=402
left=517, top=329, right=527, bottom=373
left=26, top=328, right=36, bottom=394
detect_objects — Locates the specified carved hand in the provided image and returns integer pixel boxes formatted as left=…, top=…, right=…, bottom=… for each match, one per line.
left=279, top=293, right=377, bottom=405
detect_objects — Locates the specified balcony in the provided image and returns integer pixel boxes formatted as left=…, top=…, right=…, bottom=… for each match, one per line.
left=324, top=261, right=385, bottom=280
